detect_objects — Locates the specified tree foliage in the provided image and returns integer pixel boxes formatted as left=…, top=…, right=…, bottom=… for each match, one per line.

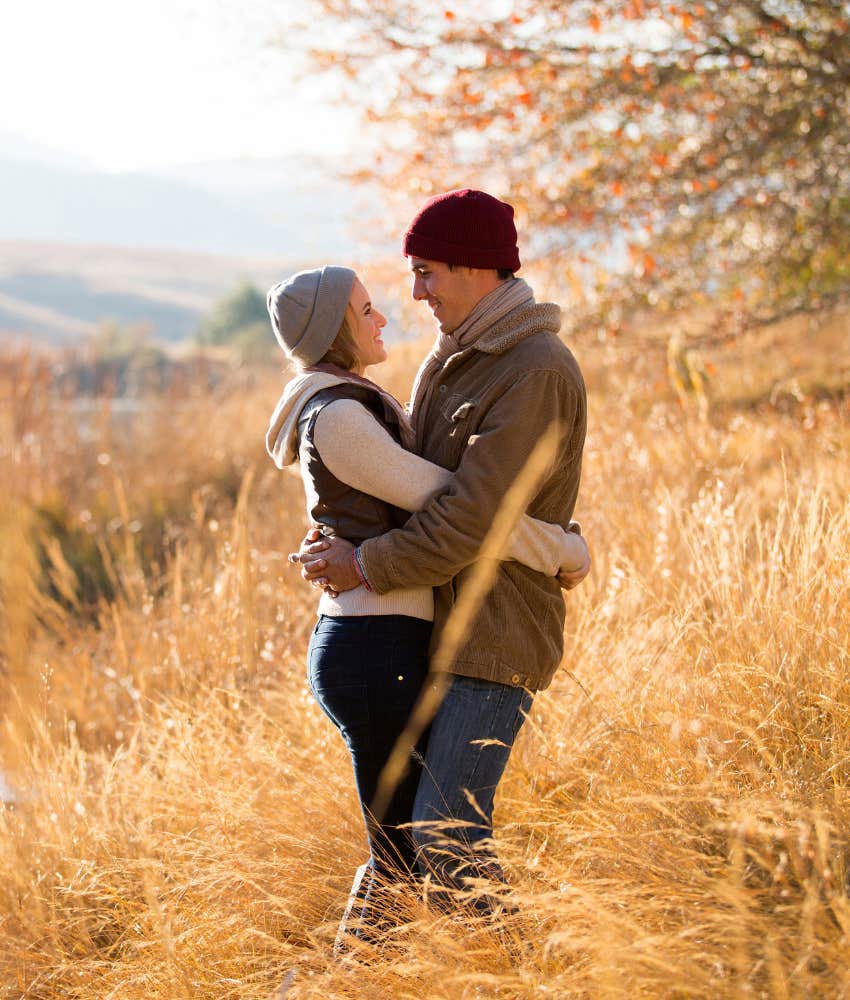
left=195, top=282, right=276, bottom=362
left=197, top=283, right=268, bottom=346
left=297, top=1, right=850, bottom=331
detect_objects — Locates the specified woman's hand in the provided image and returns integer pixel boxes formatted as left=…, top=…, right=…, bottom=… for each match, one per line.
left=557, top=534, right=591, bottom=590
left=288, top=529, right=359, bottom=595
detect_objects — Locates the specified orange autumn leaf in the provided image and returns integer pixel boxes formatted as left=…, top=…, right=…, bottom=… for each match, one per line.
left=611, top=180, right=624, bottom=196
left=643, top=253, right=656, bottom=274
left=589, top=12, right=601, bottom=32
left=518, top=92, right=533, bottom=105
left=444, top=9, right=455, bottom=19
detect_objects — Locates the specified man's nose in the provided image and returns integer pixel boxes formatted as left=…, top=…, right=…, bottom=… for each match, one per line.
left=412, top=276, right=426, bottom=300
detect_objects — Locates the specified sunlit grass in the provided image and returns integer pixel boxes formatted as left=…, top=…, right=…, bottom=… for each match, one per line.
left=0, top=314, right=848, bottom=998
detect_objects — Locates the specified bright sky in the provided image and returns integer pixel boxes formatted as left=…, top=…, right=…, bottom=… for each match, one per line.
left=1, top=0, right=352, bottom=172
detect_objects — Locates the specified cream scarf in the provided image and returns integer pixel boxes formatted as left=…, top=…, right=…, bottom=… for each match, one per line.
left=408, top=277, right=534, bottom=437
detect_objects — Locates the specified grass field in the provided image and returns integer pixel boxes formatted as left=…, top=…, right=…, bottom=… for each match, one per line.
left=0, top=303, right=848, bottom=998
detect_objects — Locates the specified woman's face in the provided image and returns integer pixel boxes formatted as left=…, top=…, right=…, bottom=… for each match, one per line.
left=347, top=278, right=388, bottom=372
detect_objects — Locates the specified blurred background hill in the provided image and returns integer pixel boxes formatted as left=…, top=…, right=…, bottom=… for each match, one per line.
left=0, top=131, right=383, bottom=346
left=0, top=237, right=285, bottom=346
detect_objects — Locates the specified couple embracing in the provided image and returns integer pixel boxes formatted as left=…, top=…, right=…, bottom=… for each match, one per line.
left=265, top=188, right=589, bottom=940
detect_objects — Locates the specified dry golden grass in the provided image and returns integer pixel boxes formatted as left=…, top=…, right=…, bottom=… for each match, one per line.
left=0, top=309, right=848, bottom=999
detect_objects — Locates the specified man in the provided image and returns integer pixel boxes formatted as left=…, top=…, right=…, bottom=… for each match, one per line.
left=291, top=188, right=588, bottom=912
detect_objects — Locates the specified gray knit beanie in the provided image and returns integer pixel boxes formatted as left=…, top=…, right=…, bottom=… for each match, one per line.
left=267, top=265, right=356, bottom=366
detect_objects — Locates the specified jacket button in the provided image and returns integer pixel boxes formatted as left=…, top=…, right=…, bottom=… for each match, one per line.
left=439, top=385, right=447, bottom=393
left=510, top=674, right=521, bottom=685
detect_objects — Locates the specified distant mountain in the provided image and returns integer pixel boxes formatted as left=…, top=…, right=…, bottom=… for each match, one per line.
left=153, top=157, right=389, bottom=259
left=0, top=240, right=297, bottom=345
left=0, top=155, right=365, bottom=258
left=0, top=135, right=391, bottom=344
left=0, top=269, right=200, bottom=343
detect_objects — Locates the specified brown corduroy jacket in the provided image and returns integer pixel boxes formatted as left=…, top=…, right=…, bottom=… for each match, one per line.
left=358, top=300, right=587, bottom=692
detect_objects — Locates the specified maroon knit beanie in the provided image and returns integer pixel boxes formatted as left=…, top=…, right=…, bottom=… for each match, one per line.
left=403, top=188, right=521, bottom=271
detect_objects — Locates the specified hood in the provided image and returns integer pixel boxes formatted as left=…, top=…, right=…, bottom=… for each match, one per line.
left=265, top=370, right=350, bottom=469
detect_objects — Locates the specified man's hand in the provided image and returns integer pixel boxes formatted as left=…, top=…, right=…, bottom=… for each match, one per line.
left=288, top=529, right=359, bottom=595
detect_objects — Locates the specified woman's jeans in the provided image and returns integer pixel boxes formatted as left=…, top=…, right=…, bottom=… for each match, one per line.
left=307, top=614, right=431, bottom=922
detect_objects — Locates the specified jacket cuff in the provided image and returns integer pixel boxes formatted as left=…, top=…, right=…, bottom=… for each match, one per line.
left=352, top=547, right=373, bottom=592
left=357, top=535, right=397, bottom=594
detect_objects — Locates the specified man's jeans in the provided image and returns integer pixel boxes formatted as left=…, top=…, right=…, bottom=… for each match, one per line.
left=307, top=614, right=431, bottom=933
left=412, top=673, right=534, bottom=913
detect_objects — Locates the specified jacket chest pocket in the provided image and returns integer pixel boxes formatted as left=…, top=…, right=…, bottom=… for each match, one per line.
left=425, top=390, right=479, bottom=466
left=441, top=393, right=477, bottom=431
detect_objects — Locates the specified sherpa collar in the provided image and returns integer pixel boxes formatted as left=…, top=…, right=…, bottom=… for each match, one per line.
left=471, top=301, right=562, bottom=355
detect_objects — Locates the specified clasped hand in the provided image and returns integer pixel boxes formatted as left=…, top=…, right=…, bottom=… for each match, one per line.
left=288, top=528, right=357, bottom=597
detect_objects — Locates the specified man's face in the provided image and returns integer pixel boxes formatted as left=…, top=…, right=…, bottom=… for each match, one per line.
left=409, top=258, right=482, bottom=335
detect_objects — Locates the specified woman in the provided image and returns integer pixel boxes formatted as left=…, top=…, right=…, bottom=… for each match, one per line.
left=265, top=265, right=588, bottom=938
